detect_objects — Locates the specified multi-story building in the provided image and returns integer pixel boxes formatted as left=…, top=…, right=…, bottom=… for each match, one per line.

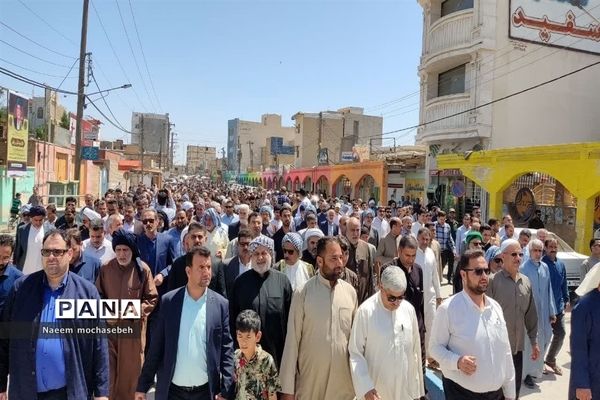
left=227, top=114, right=295, bottom=174
left=131, top=112, right=171, bottom=169
left=186, top=145, right=217, bottom=175
left=292, top=107, right=382, bottom=168
left=416, top=0, right=600, bottom=250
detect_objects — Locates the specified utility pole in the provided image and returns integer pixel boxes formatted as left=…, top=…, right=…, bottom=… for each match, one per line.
left=168, top=120, right=175, bottom=171
left=236, top=141, right=241, bottom=179
left=140, top=114, right=144, bottom=184
left=74, top=0, right=89, bottom=188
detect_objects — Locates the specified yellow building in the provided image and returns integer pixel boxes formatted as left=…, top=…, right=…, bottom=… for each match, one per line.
left=437, top=142, right=600, bottom=253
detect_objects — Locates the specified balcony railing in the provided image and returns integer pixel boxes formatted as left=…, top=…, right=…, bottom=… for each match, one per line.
left=418, top=93, right=475, bottom=141
left=426, top=10, right=474, bottom=59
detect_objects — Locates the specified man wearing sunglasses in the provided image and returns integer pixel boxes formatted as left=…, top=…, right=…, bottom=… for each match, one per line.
left=488, top=239, right=539, bottom=399
left=429, top=249, right=515, bottom=400
left=349, top=265, right=424, bottom=400
left=0, top=230, right=109, bottom=400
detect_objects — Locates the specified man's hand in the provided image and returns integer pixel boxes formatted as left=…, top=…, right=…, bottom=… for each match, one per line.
left=531, top=344, right=540, bottom=361
left=215, top=393, right=227, bottom=400
left=0, top=392, right=7, bottom=400
left=364, top=388, right=381, bottom=400
left=134, top=392, right=147, bottom=400
left=565, top=302, right=571, bottom=312
left=457, top=355, right=477, bottom=375
left=280, top=394, right=295, bottom=400
left=436, top=298, right=442, bottom=307
left=550, top=315, right=557, bottom=324
left=216, top=250, right=223, bottom=259
left=93, top=397, right=109, bottom=400
left=575, top=388, right=592, bottom=400
left=154, top=273, right=164, bottom=287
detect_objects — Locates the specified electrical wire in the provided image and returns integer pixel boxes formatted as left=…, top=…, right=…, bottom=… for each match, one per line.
left=0, top=39, right=72, bottom=68
left=0, top=66, right=78, bottom=95
left=90, top=0, right=149, bottom=112
left=90, top=71, right=129, bottom=132
left=16, top=0, right=78, bottom=47
left=0, top=20, right=77, bottom=59
left=114, top=0, right=157, bottom=112
left=127, top=0, right=163, bottom=112
left=85, top=96, right=134, bottom=134
left=0, top=57, right=77, bottom=79
left=378, top=58, right=600, bottom=137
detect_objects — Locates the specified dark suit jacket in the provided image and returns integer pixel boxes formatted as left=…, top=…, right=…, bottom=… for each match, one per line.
left=319, top=220, right=339, bottom=237
left=228, top=221, right=241, bottom=241
left=13, top=224, right=31, bottom=270
left=0, top=271, right=109, bottom=399
left=222, top=257, right=241, bottom=299
left=136, top=288, right=235, bottom=400
left=167, top=255, right=226, bottom=298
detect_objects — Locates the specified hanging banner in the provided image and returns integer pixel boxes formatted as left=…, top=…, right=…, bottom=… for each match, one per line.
left=7, top=92, right=29, bottom=176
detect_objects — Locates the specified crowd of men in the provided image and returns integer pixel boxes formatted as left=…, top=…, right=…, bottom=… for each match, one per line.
left=0, top=177, right=598, bottom=400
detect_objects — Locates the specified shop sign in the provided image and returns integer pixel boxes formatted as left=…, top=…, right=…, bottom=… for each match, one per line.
left=7, top=91, right=29, bottom=175
left=341, top=151, right=354, bottom=162
left=430, top=169, right=462, bottom=177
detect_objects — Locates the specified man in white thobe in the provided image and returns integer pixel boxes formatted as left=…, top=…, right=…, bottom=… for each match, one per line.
left=415, top=227, right=442, bottom=361
left=349, top=265, right=424, bottom=400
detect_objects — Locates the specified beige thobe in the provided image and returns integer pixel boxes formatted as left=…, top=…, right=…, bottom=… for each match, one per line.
left=279, top=273, right=358, bottom=399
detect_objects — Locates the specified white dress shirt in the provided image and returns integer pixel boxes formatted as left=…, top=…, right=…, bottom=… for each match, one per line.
left=82, top=238, right=116, bottom=265
left=416, top=246, right=442, bottom=351
left=238, top=260, right=251, bottom=277
left=23, top=225, right=44, bottom=275
left=429, top=291, right=516, bottom=398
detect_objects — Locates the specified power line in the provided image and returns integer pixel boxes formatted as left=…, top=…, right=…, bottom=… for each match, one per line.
left=0, top=39, right=72, bottom=68
left=376, top=58, right=600, bottom=138
left=57, top=58, right=80, bottom=89
left=90, top=0, right=149, bottom=112
left=16, top=0, right=78, bottom=47
left=114, top=0, right=157, bottom=111
left=127, top=0, right=163, bottom=112
left=94, top=59, right=135, bottom=113
left=85, top=96, right=133, bottom=134
left=0, top=66, right=78, bottom=95
left=90, top=69, right=129, bottom=132
left=0, top=57, right=77, bottom=79
left=0, top=20, right=77, bottom=59
left=367, top=3, right=600, bottom=114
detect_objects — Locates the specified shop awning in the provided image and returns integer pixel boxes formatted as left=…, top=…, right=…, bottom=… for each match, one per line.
left=118, top=160, right=141, bottom=171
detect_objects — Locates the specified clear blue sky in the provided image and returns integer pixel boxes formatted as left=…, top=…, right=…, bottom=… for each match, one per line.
left=0, top=0, right=423, bottom=164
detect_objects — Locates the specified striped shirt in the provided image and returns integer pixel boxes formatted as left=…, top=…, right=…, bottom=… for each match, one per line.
left=435, top=222, right=455, bottom=253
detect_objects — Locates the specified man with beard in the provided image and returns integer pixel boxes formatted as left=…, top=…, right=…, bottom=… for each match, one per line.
left=376, top=217, right=402, bottom=266
left=280, top=237, right=357, bottom=400
left=0, top=230, right=109, bottom=400
left=96, top=230, right=158, bottom=400
left=167, top=222, right=226, bottom=297
left=345, top=217, right=375, bottom=304
left=0, top=235, right=23, bottom=316
left=222, top=229, right=253, bottom=298
left=229, top=236, right=292, bottom=367
left=167, top=209, right=188, bottom=259
left=66, top=228, right=101, bottom=284
left=349, top=266, right=424, bottom=400
left=488, top=239, right=539, bottom=399
left=14, top=205, right=46, bottom=274
left=301, top=228, right=324, bottom=267
left=275, top=232, right=314, bottom=291
left=82, top=219, right=116, bottom=265
left=542, top=238, right=569, bottom=376
left=272, top=206, right=294, bottom=262
left=226, top=212, right=263, bottom=259
left=228, top=204, right=250, bottom=241
left=429, top=250, right=516, bottom=400
left=54, top=196, right=77, bottom=230
left=122, top=200, right=143, bottom=235
left=136, top=208, right=176, bottom=294
left=382, top=235, right=426, bottom=367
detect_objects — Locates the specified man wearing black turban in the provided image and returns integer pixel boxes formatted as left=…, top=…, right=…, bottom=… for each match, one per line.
left=96, top=229, right=158, bottom=400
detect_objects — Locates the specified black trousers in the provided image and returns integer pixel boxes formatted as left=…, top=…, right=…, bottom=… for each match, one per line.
left=168, top=383, right=210, bottom=400
left=442, top=377, right=504, bottom=400
left=442, top=249, right=455, bottom=282
left=513, top=351, right=523, bottom=399
left=37, top=387, right=67, bottom=400
left=546, top=312, right=566, bottom=364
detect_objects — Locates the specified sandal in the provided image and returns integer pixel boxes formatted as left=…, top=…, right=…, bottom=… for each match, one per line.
left=544, top=361, right=563, bottom=376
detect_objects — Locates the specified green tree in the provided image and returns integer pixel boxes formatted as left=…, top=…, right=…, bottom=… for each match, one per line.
left=59, top=110, right=70, bottom=129
left=35, top=126, right=47, bottom=141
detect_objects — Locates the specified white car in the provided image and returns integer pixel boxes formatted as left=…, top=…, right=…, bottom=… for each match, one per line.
left=514, top=228, right=587, bottom=289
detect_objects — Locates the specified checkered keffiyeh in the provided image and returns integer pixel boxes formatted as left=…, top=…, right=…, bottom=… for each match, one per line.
left=249, top=236, right=275, bottom=256
left=282, top=232, right=303, bottom=253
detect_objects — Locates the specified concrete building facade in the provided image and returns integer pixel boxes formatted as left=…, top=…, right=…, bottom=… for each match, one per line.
left=292, top=107, right=383, bottom=169
left=131, top=112, right=171, bottom=169
left=186, top=145, right=217, bottom=175
left=227, top=114, right=295, bottom=174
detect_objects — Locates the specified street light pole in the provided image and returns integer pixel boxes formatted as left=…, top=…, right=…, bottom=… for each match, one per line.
left=74, top=0, right=89, bottom=188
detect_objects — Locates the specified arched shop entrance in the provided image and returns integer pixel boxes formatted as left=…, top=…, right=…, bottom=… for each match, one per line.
left=437, top=142, right=600, bottom=253
left=504, top=172, right=577, bottom=246
left=315, top=175, right=329, bottom=197
left=332, top=175, right=352, bottom=198
left=355, top=174, right=376, bottom=203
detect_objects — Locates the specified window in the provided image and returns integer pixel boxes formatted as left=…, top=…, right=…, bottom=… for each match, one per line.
left=438, top=64, right=466, bottom=97
left=37, top=107, right=43, bottom=119
left=441, top=0, right=474, bottom=18
left=353, top=121, right=359, bottom=137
